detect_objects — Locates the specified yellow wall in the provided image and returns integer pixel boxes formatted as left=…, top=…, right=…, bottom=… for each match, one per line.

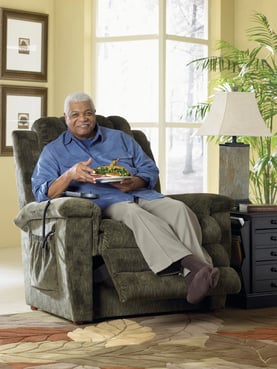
left=0, top=0, right=53, bottom=248
left=52, top=0, right=93, bottom=113
left=207, top=0, right=235, bottom=193
left=0, top=0, right=276, bottom=248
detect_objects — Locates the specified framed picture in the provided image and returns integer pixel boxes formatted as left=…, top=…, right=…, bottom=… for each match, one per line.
left=0, top=85, right=47, bottom=155
left=0, top=8, right=48, bottom=81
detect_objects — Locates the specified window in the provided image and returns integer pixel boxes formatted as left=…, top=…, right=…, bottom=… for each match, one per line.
left=94, top=0, right=208, bottom=194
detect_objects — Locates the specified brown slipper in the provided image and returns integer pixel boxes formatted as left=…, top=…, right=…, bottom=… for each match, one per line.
left=186, top=265, right=211, bottom=304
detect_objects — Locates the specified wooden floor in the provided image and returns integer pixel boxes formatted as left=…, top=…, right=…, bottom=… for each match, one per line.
left=0, top=246, right=29, bottom=314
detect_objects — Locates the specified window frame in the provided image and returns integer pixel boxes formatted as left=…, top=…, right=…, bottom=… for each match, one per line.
left=92, top=0, right=208, bottom=193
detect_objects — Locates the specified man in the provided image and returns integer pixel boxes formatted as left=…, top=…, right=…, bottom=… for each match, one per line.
left=32, top=92, right=220, bottom=304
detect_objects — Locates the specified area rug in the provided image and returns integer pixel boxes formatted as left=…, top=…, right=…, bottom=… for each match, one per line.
left=1, top=307, right=277, bottom=369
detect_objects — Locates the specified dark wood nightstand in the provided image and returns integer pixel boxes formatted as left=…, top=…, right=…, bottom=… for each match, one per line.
left=229, top=210, right=277, bottom=308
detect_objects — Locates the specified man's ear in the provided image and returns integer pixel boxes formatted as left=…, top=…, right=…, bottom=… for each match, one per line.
left=64, top=113, right=68, bottom=125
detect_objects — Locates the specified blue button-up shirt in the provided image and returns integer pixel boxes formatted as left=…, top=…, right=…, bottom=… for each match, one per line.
left=32, top=125, right=164, bottom=209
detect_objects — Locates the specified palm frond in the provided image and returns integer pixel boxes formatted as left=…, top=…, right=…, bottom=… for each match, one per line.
left=247, top=13, right=277, bottom=54
left=187, top=55, right=242, bottom=73
left=187, top=102, right=211, bottom=121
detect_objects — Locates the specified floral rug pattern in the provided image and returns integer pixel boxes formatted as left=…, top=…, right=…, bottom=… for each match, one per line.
left=1, top=307, right=277, bottom=368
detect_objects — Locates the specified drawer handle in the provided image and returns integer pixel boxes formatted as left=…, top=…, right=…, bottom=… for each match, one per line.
left=271, top=282, right=277, bottom=288
left=271, top=236, right=277, bottom=241
left=271, top=251, right=277, bottom=256
left=271, top=220, right=277, bottom=225
left=271, top=267, right=277, bottom=272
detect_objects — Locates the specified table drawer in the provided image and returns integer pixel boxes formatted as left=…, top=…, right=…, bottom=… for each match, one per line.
left=256, top=248, right=277, bottom=261
left=253, top=279, right=277, bottom=293
left=255, top=264, right=277, bottom=279
left=254, top=231, right=277, bottom=246
left=253, top=217, right=277, bottom=230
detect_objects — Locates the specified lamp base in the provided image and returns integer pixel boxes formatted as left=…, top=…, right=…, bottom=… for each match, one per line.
left=219, top=144, right=249, bottom=202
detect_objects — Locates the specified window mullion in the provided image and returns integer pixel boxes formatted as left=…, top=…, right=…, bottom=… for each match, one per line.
left=158, top=0, right=167, bottom=193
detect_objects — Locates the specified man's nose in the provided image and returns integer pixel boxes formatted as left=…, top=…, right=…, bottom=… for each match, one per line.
left=79, top=113, right=88, bottom=120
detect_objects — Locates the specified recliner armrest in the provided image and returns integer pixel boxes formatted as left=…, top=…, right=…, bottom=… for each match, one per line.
left=168, top=193, right=235, bottom=216
left=168, top=193, right=234, bottom=266
left=14, top=197, right=102, bottom=231
left=15, top=197, right=100, bottom=323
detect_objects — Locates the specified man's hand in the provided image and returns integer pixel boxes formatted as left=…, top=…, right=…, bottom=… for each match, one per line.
left=68, top=157, right=96, bottom=183
left=48, top=157, right=96, bottom=198
left=111, top=176, right=147, bottom=192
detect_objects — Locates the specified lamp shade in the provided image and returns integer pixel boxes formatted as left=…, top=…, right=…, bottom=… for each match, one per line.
left=196, top=92, right=271, bottom=137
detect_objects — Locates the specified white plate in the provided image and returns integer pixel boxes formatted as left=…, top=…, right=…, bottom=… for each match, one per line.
left=96, top=176, right=132, bottom=183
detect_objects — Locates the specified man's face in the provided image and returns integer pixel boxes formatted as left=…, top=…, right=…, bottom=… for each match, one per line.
left=65, top=100, right=96, bottom=139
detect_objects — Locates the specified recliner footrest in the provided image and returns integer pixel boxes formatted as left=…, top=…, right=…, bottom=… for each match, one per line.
left=102, top=248, right=242, bottom=303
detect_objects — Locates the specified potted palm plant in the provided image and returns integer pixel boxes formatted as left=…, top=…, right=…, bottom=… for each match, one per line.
left=189, top=12, right=277, bottom=204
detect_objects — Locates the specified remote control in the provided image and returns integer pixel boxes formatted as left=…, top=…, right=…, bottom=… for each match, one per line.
left=62, top=191, right=99, bottom=199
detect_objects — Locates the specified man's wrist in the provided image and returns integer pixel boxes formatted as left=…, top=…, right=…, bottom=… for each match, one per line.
left=135, top=176, right=148, bottom=188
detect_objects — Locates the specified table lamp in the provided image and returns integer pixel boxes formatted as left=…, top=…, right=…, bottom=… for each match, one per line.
left=196, top=91, right=271, bottom=204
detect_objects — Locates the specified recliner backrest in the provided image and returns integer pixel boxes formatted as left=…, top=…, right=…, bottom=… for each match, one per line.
left=12, top=115, right=160, bottom=209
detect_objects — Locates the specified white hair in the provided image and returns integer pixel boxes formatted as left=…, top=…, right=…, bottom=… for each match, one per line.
left=64, top=92, right=96, bottom=116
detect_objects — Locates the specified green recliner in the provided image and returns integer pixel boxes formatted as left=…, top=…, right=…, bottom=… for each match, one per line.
left=12, top=115, right=241, bottom=323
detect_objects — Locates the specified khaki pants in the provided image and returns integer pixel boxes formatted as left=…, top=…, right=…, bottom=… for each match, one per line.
left=103, top=197, right=212, bottom=274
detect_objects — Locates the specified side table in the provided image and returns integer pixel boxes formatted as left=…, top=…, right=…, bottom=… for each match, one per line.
left=229, top=210, right=277, bottom=308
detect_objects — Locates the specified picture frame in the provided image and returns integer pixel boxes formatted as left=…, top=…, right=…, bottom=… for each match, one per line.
left=0, top=8, right=48, bottom=81
left=0, top=85, right=47, bottom=156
